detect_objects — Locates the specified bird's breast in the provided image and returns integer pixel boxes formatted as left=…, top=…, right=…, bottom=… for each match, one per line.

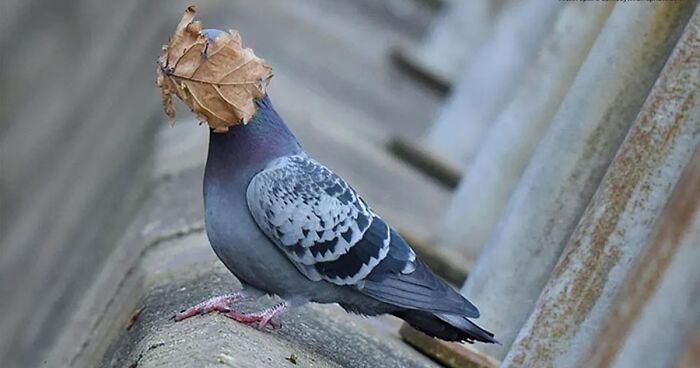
left=203, top=181, right=313, bottom=297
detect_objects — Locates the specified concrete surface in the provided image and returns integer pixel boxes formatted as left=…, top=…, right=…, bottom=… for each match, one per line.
left=422, top=0, right=561, bottom=168
left=460, top=1, right=695, bottom=358
left=588, top=148, right=700, bottom=368
left=0, top=1, right=166, bottom=365
left=503, top=9, right=700, bottom=366
left=433, top=2, right=613, bottom=263
left=400, top=324, right=499, bottom=368
left=391, top=0, right=495, bottom=91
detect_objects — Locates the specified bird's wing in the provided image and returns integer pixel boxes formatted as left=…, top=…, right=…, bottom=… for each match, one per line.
left=247, top=154, right=390, bottom=285
left=247, top=154, right=479, bottom=316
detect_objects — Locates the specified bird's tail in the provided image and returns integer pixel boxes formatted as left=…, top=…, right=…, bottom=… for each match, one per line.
left=393, top=309, right=498, bottom=344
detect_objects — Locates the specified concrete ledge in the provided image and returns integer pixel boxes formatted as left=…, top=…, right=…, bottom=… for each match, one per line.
left=46, top=167, right=206, bottom=367
left=389, top=46, right=452, bottom=96
left=400, top=324, right=499, bottom=368
left=388, top=137, right=462, bottom=189
left=414, top=0, right=446, bottom=11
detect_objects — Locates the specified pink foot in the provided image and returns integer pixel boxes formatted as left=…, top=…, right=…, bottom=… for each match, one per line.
left=175, top=293, right=246, bottom=321
left=224, top=301, right=288, bottom=330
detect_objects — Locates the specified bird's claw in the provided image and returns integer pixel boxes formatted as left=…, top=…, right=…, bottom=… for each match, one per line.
left=224, top=301, right=288, bottom=330
left=258, top=316, right=282, bottom=330
left=223, top=311, right=280, bottom=330
left=174, top=293, right=245, bottom=321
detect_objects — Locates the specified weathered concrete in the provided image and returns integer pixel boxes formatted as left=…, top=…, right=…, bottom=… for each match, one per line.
left=433, top=2, right=613, bottom=263
left=581, top=148, right=700, bottom=368
left=400, top=324, right=499, bottom=368
left=391, top=0, right=497, bottom=92
left=503, top=8, right=700, bottom=365
left=0, top=1, right=165, bottom=366
left=676, top=319, right=700, bottom=368
left=422, top=0, right=561, bottom=168
left=387, top=138, right=463, bottom=188
left=460, top=1, right=696, bottom=359
left=45, top=167, right=207, bottom=368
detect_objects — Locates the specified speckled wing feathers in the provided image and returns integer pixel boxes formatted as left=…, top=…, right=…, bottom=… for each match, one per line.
left=246, top=154, right=480, bottom=318
left=247, top=155, right=391, bottom=286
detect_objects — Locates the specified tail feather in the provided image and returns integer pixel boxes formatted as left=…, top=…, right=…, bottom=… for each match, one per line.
left=360, top=230, right=495, bottom=343
left=394, top=310, right=498, bottom=344
left=363, top=259, right=480, bottom=317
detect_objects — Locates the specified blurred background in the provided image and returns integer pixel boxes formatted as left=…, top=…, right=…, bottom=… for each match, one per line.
left=1, top=0, right=698, bottom=367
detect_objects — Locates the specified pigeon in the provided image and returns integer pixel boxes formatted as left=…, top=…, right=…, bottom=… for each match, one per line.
left=175, top=32, right=496, bottom=345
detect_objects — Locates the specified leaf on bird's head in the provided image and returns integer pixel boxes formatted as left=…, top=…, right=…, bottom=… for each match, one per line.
left=156, top=5, right=273, bottom=132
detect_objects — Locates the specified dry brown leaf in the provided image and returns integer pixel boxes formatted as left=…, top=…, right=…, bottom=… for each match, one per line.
left=156, top=5, right=273, bottom=132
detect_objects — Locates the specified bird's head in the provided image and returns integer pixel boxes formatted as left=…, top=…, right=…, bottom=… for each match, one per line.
left=157, top=6, right=273, bottom=133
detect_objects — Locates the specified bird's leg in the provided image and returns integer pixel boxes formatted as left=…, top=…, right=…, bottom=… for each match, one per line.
left=224, top=301, right=289, bottom=330
left=175, top=292, right=248, bottom=321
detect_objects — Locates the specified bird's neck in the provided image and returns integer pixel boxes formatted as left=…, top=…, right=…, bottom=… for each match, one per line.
left=204, top=95, right=302, bottom=185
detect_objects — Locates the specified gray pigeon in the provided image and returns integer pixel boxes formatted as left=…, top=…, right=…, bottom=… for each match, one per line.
left=175, top=32, right=495, bottom=345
